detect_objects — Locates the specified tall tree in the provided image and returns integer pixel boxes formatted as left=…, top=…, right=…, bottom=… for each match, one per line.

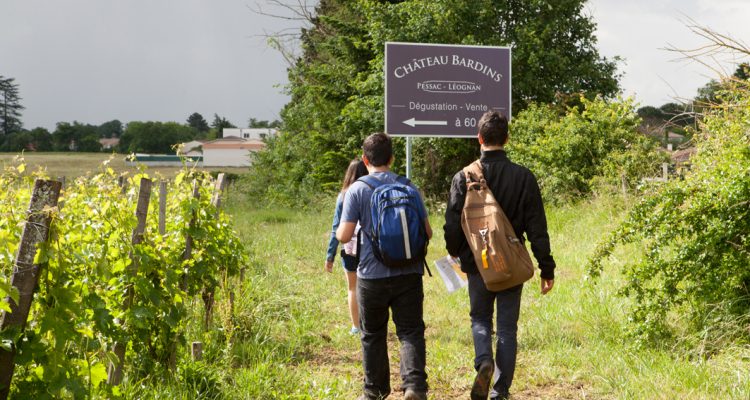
left=187, top=112, right=210, bottom=133
left=28, top=127, right=53, bottom=151
left=0, top=127, right=53, bottom=152
left=695, top=62, right=750, bottom=107
left=210, top=114, right=236, bottom=138
left=0, top=75, right=24, bottom=135
left=52, top=122, right=101, bottom=152
left=734, top=62, right=750, bottom=80
left=249, top=0, right=622, bottom=204
left=97, top=119, right=123, bottom=138
left=119, top=121, right=195, bottom=154
left=248, top=117, right=281, bottom=128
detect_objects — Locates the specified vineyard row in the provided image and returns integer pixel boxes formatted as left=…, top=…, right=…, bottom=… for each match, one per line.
left=0, top=164, right=247, bottom=399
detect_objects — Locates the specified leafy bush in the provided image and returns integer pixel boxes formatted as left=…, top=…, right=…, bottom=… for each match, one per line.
left=119, top=121, right=197, bottom=154
left=587, top=88, right=750, bottom=346
left=508, top=96, right=665, bottom=202
left=410, top=138, right=480, bottom=198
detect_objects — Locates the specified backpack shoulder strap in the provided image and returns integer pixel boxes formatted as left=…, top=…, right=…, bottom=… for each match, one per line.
left=395, top=175, right=411, bottom=186
left=358, top=175, right=382, bottom=190
left=462, top=160, right=485, bottom=183
left=356, top=228, right=363, bottom=266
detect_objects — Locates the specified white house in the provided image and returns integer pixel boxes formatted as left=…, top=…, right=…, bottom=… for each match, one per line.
left=202, top=136, right=265, bottom=167
left=222, top=128, right=277, bottom=141
left=99, top=137, right=120, bottom=150
left=176, top=140, right=206, bottom=157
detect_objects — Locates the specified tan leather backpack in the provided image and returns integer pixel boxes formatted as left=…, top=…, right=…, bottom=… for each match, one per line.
left=461, top=160, right=534, bottom=291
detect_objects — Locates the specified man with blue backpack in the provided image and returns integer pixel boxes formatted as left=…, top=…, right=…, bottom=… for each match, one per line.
left=336, top=132, right=432, bottom=400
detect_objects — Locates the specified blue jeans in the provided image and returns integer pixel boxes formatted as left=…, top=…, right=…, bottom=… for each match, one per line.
left=467, top=272, right=523, bottom=399
left=357, top=274, right=428, bottom=398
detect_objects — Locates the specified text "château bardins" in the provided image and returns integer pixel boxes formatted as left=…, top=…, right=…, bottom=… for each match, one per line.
left=393, top=55, right=504, bottom=82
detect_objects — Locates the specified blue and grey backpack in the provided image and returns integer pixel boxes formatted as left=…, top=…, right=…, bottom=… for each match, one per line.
left=358, top=174, right=431, bottom=274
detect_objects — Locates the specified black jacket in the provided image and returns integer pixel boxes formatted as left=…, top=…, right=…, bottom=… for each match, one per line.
left=443, top=150, right=556, bottom=279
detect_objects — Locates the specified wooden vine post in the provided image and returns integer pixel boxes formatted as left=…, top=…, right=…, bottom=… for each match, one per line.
left=0, top=180, right=62, bottom=400
left=211, top=173, right=227, bottom=213
left=191, top=342, right=203, bottom=361
left=107, top=178, right=152, bottom=386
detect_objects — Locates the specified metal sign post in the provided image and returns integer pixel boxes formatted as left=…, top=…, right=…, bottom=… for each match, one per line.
left=384, top=42, right=511, bottom=178
left=406, top=136, right=412, bottom=179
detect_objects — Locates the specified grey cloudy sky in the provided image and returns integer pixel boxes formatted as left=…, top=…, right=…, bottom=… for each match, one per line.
left=1, top=0, right=301, bottom=130
left=589, top=0, right=750, bottom=106
left=2, top=1, right=749, bottom=131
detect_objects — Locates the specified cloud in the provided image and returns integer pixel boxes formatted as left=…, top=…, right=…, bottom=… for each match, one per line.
left=589, top=0, right=750, bottom=106
left=0, top=0, right=297, bottom=130
left=3, top=0, right=749, bottom=129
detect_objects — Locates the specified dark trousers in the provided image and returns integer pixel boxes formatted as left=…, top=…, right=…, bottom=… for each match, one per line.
left=467, top=272, right=523, bottom=399
left=357, top=273, right=428, bottom=398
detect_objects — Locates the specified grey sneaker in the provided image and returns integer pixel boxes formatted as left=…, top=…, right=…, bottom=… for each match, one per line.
left=470, top=360, right=495, bottom=400
left=404, top=388, right=427, bottom=400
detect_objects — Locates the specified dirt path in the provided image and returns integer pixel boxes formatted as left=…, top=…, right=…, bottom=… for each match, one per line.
left=307, top=329, right=601, bottom=399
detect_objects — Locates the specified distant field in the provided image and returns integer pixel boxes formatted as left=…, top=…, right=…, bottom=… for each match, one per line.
left=0, top=152, right=249, bottom=178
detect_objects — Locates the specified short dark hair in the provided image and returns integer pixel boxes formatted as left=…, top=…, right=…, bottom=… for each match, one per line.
left=478, top=111, right=508, bottom=146
left=362, top=132, right=392, bottom=167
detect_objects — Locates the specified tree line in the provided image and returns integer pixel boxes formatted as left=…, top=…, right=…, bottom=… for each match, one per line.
left=0, top=75, right=279, bottom=154
left=247, top=0, right=747, bottom=204
left=247, top=0, right=625, bottom=203
left=636, top=63, right=750, bottom=145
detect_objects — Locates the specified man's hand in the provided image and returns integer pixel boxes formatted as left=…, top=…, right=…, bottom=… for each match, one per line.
left=541, top=278, right=554, bottom=295
left=324, top=260, right=334, bottom=273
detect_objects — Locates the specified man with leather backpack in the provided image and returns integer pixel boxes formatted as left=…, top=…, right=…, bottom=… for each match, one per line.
left=443, top=111, right=556, bottom=400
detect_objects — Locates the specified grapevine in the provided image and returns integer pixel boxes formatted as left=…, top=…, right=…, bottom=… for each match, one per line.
left=0, top=158, right=247, bottom=398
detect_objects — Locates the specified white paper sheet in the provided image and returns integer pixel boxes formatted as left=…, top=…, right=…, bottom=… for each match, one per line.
left=434, top=256, right=468, bottom=293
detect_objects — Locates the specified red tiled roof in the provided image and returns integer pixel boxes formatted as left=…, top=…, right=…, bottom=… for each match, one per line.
left=671, top=147, right=697, bottom=164
left=202, top=142, right=265, bottom=150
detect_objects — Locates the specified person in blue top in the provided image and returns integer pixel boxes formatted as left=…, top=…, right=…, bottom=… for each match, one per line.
left=325, top=159, right=368, bottom=335
left=337, top=132, right=432, bottom=400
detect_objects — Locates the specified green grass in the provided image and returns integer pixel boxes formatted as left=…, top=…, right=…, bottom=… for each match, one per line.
left=124, top=193, right=750, bottom=399
left=0, top=152, right=248, bottom=178
left=12, top=154, right=746, bottom=398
